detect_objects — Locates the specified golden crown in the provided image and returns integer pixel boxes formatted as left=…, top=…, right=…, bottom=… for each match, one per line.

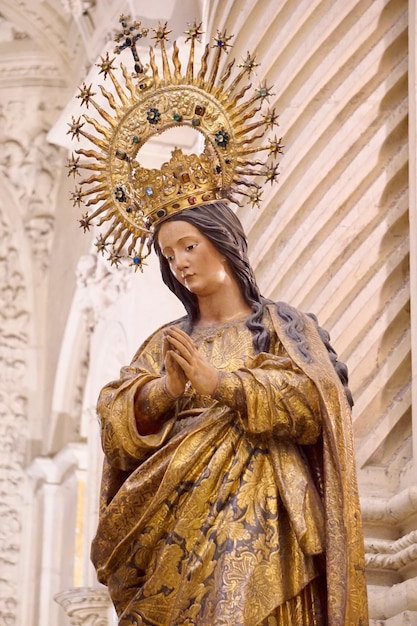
left=67, top=15, right=283, bottom=269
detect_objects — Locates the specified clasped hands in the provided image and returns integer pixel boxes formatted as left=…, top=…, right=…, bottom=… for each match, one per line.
left=163, top=327, right=219, bottom=398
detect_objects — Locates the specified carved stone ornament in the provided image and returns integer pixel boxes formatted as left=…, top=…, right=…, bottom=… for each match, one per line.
left=0, top=211, right=28, bottom=626
left=76, top=253, right=130, bottom=331
left=0, top=13, right=28, bottom=42
left=365, top=529, right=417, bottom=572
left=362, top=487, right=417, bottom=577
left=25, top=215, right=55, bottom=272
left=55, top=587, right=112, bottom=626
left=0, top=114, right=66, bottom=271
left=59, top=0, right=96, bottom=19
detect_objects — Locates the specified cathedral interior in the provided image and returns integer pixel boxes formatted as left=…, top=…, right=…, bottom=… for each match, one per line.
left=0, top=0, right=416, bottom=624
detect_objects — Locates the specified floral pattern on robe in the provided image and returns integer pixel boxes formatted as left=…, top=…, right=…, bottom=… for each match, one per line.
left=91, top=305, right=368, bottom=626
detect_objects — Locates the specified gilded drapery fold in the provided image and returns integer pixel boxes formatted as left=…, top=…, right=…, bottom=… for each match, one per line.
left=91, top=307, right=368, bottom=625
left=268, top=305, right=368, bottom=624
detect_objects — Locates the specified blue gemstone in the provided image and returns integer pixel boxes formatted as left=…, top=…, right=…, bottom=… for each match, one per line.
left=133, top=256, right=140, bottom=264
left=145, top=186, right=153, bottom=196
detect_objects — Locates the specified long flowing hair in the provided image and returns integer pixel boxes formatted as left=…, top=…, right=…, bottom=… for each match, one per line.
left=153, top=202, right=353, bottom=406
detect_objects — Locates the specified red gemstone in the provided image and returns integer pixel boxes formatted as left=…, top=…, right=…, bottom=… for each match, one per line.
left=188, top=196, right=197, bottom=205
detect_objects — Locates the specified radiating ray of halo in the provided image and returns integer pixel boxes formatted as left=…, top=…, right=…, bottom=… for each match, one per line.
left=76, top=148, right=107, bottom=164
left=84, top=200, right=112, bottom=221
left=85, top=190, right=108, bottom=205
left=128, top=233, right=151, bottom=256
left=185, top=35, right=196, bottom=82
left=81, top=95, right=117, bottom=128
left=106, top=68, right=132, bottom=106
left=236, top=157, right=265, bottom=167
left=97, top=216, right=120, bottom=238
left=120, top=65, right=137, bottom=99
left=128, top=238, right=138, bottom=255
left=234, top=177, right=260, bottom=188
left=242, top=130, right=265, bottom=144
left=172, top=42, right=182, bottom=81
left=235, top=120, right=269, bottom=137
left=110, top=223, right=130, bottom=247
left=78, top=127, right=109, bottom=150
left=238, top=144, right=271, bottom=156
left=80, top=174, right=106, bottom=185
left=114, top=228, right=132, bottom=253
left=218, top=59, right=235, bottom=91
left=230, top=83, right=252, bottom=103
left=207, top=44, right=223, bottom=92
left=235, top=167, right=264, bottom=176
left=83, top=114, right=111, bottom=137
left=227, top=65, right=252, bottom=95
left=231, top=102, right=262, bottom=123
left=98, top=86, right=122, bottom=117
left=83, top=178, right=108, bottom=191
left=196, top=44, right=209, bottom=85
left=159, top=38, right=172, bottom=83
left=149, top=47, right=161, bottom=87
left=227, top=83, right=252, bottom=108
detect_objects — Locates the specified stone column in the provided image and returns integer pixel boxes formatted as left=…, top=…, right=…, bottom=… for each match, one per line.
left=22, top=444, right=88, bottom=626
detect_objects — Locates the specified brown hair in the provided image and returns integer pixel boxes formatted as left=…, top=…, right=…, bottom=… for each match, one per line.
left=153, top=201, right=272, bottom=353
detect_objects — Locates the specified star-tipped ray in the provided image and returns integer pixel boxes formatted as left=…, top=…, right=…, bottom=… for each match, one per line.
left=69, top=16, right=281, bottom=269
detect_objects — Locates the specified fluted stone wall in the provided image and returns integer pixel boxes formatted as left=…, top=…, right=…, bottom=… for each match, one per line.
left=212, top=0, right=411, bottom=495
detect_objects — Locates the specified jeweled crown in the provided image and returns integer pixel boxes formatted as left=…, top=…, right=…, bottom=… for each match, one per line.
left=68, top=15, right=283, bottom=269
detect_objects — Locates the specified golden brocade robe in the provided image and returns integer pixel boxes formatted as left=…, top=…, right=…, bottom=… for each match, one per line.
left=91, top=304, right=368, bottom=625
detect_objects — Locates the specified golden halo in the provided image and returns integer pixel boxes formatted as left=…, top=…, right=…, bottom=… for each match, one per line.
left=68, top=16, right=283, bottom=270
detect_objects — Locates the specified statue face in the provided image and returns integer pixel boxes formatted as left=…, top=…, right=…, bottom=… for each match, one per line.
left=157, top=220, right=230, bottom=296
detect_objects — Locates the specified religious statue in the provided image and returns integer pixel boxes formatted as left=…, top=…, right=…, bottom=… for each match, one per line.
left=68, top=15, right=369, bottom=625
